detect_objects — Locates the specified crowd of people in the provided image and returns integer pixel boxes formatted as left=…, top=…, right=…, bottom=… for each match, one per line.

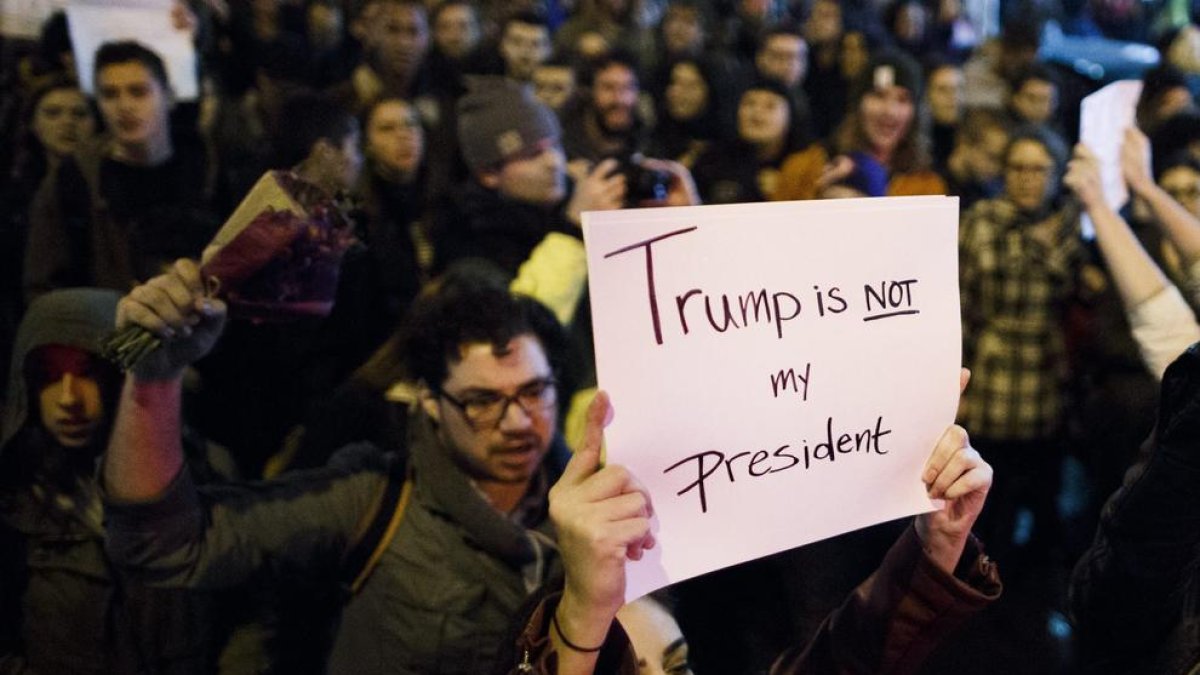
left=2, top=0, right=1200, bottom=672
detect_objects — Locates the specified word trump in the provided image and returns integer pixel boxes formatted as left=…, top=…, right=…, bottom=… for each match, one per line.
left=602, top=227, right=921, bottom=346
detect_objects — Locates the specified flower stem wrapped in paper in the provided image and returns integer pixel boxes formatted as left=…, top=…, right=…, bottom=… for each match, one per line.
left=102, top=171, right=357, bottom=370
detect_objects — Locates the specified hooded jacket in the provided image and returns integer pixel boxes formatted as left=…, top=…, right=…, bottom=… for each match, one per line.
left=0, top=288, right=217, bottom=675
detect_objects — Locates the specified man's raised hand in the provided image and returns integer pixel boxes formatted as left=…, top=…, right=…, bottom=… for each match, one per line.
left=116, top=259, right=226, bottom=381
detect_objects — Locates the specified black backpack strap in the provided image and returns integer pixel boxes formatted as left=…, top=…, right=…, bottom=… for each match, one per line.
left=339, top=454, right=414, bottom=596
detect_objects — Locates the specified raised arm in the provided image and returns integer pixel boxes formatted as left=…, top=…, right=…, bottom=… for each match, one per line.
left=1064, top=142, right=1200, bottom=379
left=104, top=259, right=225, bottom=502
left=102, top=260, right=383, bottom=590
left=1065, top=143, right=1171, bottom=310
left=1122, top=127, right=1200, bottom=269
left=776, top=369, right=1000, bottom=675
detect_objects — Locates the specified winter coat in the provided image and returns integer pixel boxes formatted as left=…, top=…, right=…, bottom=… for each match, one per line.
left=0, top=289, right=217, bottom=675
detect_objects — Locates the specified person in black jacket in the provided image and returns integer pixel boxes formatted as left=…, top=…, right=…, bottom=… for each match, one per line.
left=1070, top=343, right=1200, bottom=674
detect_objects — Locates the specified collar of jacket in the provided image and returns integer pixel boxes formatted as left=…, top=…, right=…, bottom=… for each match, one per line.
left=406, top=408, right=562, bottom=567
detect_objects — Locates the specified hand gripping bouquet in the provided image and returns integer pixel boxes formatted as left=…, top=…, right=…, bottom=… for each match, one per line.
left=102, top=171, right=356, bottom=370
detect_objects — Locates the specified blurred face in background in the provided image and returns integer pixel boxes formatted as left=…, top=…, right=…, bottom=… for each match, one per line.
left=860, top=85, right=915, bottom=159
left=592, top=62, right=638, bottom=134
left=307, top=2, right=344, bottom=50
left=757, top=33, right=807, bottom=88
left=662, top=5, right=705, bottom=56
left=366, top=99, right=424, bottom=181
left=927, top=65, right=963, bottom=125
left=32, top=87, right=95, bottom=158
left=804, top=0, right=842, bottom=47
left=365, top=2, right=429, bottom=79
left=433, top=2, right=480, bottom=60
left=840, top=31, right=870, bottom=79
left=1160, top=164, right=1200, bottom=218
left=960, top=125, right=1008, bottom=183
left=500, top=20, right=550, bottom=81
left=1004, top=139, right=1057, bottom=212
left=616, top=597, right=693, bottom=675
left=1010, top=78, right=1057, bottom=124
left=96, top=61, right=171, bottom=153
left=665, top=61, right=708, bottom=122
left=738, top=88, right=789, bottom=149
left=533, top=64, right=576, bottom=111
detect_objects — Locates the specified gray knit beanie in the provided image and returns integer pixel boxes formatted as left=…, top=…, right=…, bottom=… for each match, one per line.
left=457, top=76, right=562, bottom=174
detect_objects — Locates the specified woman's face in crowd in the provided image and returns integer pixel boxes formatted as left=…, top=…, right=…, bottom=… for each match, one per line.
left=433, top=3, right=480, bottom=60
left=1160, top=165, right=1200, bottom=218
left=662, top=6, right=703, bottom=55
left=926, top=66, right=962, bottom=125
left=367, top=100, right=424, bottom=179
left=96, top=61, right=171, bottom=151
left=616, top=597, right=693, bottom=675
left=34, top=347, right=106, bottom=450
left=738, top=89, right=789, bottom=148
left=33, top=87, right=95, bottom=158
left=665, top=62, right=708, bottom=122
left=860, top=85, right=915, bottom=157
left=805, top=0, right=842, bottom=46
left=840, top=32, right=870, bottom=79
left=1004, top=139, right=1057, bottom=212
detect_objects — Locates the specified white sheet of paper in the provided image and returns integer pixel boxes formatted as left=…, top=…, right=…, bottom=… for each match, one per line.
left=67, top=0, right=199, bottom=100
left=1079, top=80, right=1143, bottom=239
left=583, top=196, right=962, bottom=602
left=2, top=0, right=69, bottom=39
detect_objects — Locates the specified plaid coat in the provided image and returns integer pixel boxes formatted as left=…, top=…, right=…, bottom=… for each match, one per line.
left=959, top=197, right=1084, bottom=440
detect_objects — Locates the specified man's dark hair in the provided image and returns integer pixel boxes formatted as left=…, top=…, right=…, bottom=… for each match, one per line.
left=1151, top=111, right=1200, bottom=169
left=1011, top=63, right=1060, bottom=92
left=956, top=106, right=1009, bottom=145
left=403, top=260, right=570, bottom=389
left=583, top=49, right=640, bottom=89
left=501, top=9, right=549, bottom=35
left=431, top=0, right=475, bottom=24
left=539, top=51, right=578, bottom=72
left=270, top=91, right=357, bottom=168
left=353, top=0, right=425, bottom=20
left=1000, top=18, right=1043, bottom=50
left=37, top=11, right=72, bottom=72
left=94, top=41, right=171, bottom=90
left=1156, top=149, right=1200, bottom=182
left=757, top=24, right=805, bottom=53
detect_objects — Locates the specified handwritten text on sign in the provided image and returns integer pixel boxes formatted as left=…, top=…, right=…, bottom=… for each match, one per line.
left=582, top=197, right=962, bottom=602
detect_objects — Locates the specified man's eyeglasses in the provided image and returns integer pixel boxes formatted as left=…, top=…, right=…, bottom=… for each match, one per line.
left=1005, top=162, right=1054, bottom=176
left=437, top=377, right=558, bottom=430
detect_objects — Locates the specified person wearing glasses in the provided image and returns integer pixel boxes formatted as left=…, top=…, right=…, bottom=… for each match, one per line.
left=100, top=260, right=576, bottom=674
left=957, top=125, right=1081, bottom=572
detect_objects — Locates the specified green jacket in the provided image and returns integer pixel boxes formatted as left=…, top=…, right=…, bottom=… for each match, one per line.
left=105, top=412, right=565, bottom=674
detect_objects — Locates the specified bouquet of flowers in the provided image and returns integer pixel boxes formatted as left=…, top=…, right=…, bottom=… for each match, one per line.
left=102, top=171, right=356, bottom=370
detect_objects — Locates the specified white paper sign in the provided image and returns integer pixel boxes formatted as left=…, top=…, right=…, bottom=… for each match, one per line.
left=2, top=0, right=69, bottom=39
left=67, top=0, right=199, bottom=101
left=1079, top=80, right=1143, bottom=239
left=583, top=196, right=962, bottom=602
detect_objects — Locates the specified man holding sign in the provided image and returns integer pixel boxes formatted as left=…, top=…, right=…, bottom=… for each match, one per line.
left=502, top=382, right=999, bottom=673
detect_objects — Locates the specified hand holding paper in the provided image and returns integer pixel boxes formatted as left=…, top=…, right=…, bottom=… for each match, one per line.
left=1119, top=127, right=1155, bottom=197
left=549, top=391, right=655, bottom=661
left=915, top=369, right=993, bottom=574
left=1065, top=143, right=1105, bottom=210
